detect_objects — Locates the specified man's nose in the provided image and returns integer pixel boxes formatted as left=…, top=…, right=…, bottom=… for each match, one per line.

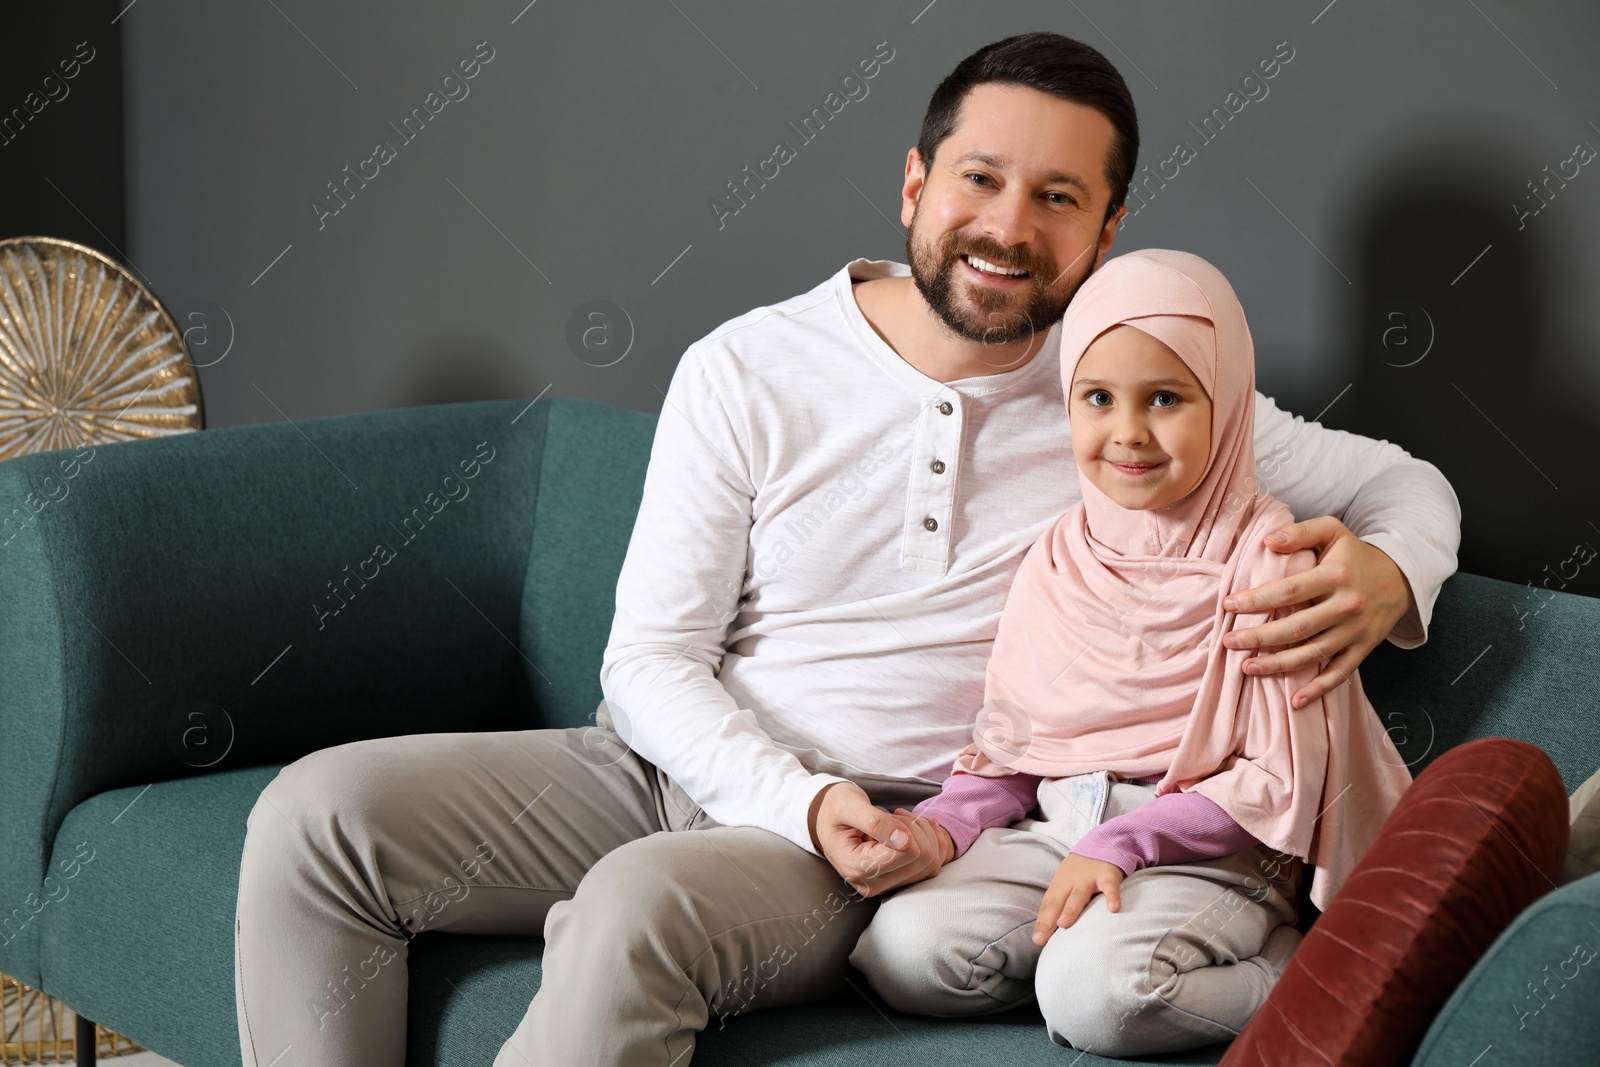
left=977, top=187, right=1037, bottom=253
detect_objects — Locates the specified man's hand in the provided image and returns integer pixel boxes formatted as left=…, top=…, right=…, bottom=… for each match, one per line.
left=1033, top=853, right=1124, bottom=945
left=809, top=783, right=950, bottom=897
left=849, top=808, right=952, bottom=897
left=1222, top=515, right=1415, bottom=709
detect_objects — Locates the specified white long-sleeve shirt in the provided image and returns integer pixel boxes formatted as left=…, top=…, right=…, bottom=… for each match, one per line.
left=598, top=257, right=1461, bottom=857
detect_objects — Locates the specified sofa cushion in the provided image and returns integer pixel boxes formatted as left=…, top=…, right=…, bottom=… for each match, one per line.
left=38, top=771, right=1231, bottom=1067
left=1409, top=869, right=1600, bottom=1065
left=412, top=940, right=1231, bottom=1067
left=39, top=767, right=282, bottom=1067
left=1221, top=737, right=1570, bottom=1067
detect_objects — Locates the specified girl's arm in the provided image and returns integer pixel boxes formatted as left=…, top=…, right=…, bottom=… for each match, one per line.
left=911, top=768, right=1042, bottom=859
left=1069, top=791, right=1259, bottom=875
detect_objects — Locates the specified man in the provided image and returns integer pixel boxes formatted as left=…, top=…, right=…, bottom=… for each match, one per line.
left=234, top=31, right=1458, bottom=1067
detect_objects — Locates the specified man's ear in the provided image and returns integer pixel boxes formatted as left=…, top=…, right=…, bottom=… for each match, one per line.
left=1094, top=205, right=1127, bottom=268
left=901, top=147, right=927, bottom=226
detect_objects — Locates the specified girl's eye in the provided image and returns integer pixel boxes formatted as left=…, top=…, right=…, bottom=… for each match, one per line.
left=1152, top=391, right=1181, bottom=408
left=1084, top=390, right=1111, bottom=407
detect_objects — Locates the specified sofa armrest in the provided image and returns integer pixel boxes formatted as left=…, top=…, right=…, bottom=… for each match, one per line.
left=0, top=397, right=550, bottom=985
left=1410, top=870, right=1600, bottom=1064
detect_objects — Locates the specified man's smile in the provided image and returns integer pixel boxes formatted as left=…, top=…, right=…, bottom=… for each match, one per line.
left=960, top=252, right=1033, bottom=282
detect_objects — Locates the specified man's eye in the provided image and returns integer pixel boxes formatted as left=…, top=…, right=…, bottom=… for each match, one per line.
left=1046, top=192, right=1078, bottom=207
left=1152, top=392, right=1181, bottom=408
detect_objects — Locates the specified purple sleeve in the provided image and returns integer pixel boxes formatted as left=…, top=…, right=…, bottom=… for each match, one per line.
left=912, top=771, right=1041, bottom=859
left=1069, top=790, right=1259, bottom=876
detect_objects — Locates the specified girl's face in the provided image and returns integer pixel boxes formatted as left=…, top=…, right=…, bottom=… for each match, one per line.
left=1069, top=324, right=1213, bottom=511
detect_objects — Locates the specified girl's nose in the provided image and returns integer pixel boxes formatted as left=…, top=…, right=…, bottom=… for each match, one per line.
left=1110, top=414, right=1150, bottom=448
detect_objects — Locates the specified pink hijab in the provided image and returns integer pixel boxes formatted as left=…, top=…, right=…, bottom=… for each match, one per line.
left=956, top=248, right=1411, bottom=907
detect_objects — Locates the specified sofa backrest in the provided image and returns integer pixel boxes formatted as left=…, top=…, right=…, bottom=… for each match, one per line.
left=518, top=397, right=656, bottom=731
left=0, top=397, right=554, bottom=985
left=1331, top=573, right=1599, bottom=790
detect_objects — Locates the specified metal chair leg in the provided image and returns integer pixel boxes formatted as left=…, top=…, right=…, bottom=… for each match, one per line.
left=75, top=1013, right=96, bottom=1066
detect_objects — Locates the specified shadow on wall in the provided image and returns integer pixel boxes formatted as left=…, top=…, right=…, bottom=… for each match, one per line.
left=1340, top=129, right=1600, bottom=600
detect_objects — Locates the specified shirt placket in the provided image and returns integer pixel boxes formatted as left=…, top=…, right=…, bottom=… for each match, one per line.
left=900, top=388, right=964, bottom=575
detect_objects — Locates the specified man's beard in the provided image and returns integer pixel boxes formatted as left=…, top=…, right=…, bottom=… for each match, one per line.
left=905, top=203, right=1097, bottom=353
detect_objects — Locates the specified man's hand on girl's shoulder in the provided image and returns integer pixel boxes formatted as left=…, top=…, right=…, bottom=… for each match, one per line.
left=1219, top=515, right=1414, bottom=708
left=1033, top=852, right=1126, bottom=945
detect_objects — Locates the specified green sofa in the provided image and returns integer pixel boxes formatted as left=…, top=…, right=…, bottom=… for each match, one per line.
left=1, top=396, right=1597, bottom=1067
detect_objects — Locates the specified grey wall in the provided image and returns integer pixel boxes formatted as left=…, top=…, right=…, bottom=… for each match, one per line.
left=115, top=0, right=1600, bottom=594
left=2, top=4, right=125, bottom=264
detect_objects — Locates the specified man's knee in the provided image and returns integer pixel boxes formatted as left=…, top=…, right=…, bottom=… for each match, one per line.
left=545, top=831, right=720, bottom=957
left=246, top=742, right=384, bottom=853
left=546, top=829, right=860, bottom=1005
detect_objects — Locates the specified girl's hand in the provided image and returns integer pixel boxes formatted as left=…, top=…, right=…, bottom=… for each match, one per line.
left=1032, top=853, right=1125, bottom=945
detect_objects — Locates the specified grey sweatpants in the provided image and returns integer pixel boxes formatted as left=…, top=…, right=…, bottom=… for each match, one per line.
left=850, top=770, right=1305, bottom=1057
left=233, top=705, right=935, bottom=1067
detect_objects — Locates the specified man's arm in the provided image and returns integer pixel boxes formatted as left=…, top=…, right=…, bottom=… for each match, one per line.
left=599, top=344, right=853, bottom=856
left=1231, top=392, right=1461, bottom=702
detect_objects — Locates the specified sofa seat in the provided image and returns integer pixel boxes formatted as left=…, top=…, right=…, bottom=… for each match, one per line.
left=38, top=772, right=1227, bottom=1067
left=40, top=768, right=280, bottom=1067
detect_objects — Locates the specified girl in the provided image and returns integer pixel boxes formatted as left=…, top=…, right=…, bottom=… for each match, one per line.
left=849, top=249, right=1412, bottom=1057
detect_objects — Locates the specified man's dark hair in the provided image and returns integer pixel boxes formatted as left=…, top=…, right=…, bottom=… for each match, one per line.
left=915, top=31, right=1140, bottom=223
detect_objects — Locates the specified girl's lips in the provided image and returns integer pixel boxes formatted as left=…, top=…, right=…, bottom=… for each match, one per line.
left=1109, top=461, right=1161, bottom=476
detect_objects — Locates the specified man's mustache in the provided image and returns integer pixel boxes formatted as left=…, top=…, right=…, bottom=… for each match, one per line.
left=942, top=239, right=1076, bottom=286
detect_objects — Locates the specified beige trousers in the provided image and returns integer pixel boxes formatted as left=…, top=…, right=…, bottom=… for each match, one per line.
left=233, top=707, right=935, bottom=1067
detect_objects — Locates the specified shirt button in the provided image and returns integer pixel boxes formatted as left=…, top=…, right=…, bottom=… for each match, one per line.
left=923, top=517, right=939, bottom=532
left=937, top=401, right=953, bottom=415
left=930, top=459, right=945, bottom=474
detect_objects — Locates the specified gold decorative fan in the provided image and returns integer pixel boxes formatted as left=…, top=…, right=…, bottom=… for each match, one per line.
left=0, top=236, right=204, bottom=460
left=1, top=973, right=142, bottom=1063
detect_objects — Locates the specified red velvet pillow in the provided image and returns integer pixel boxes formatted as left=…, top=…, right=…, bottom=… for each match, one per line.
left=1222, top=737, right=1569, bottom=1067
